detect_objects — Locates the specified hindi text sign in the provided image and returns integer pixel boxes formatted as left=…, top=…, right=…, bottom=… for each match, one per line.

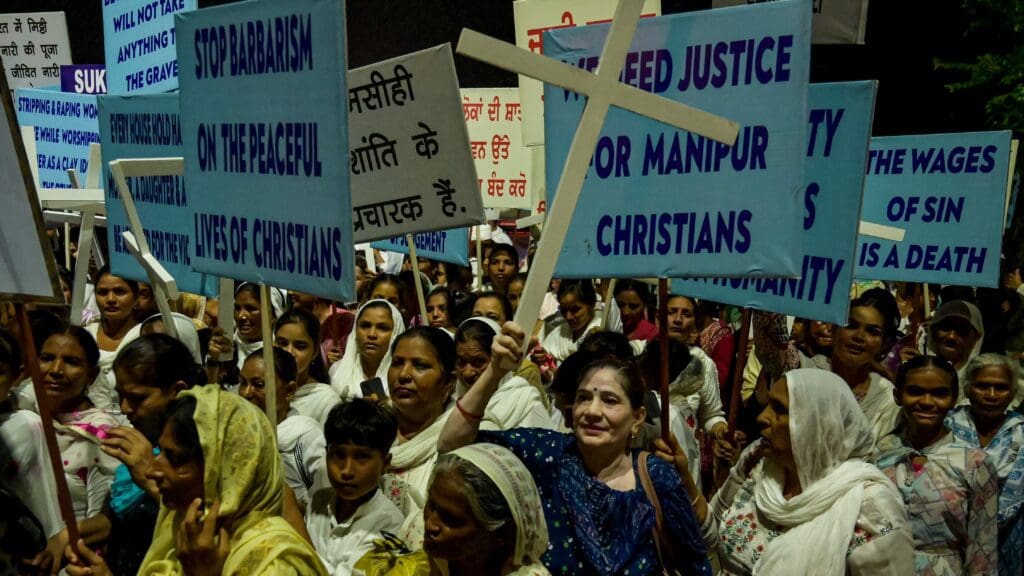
left=0, top=12, right=71, bottom=90
left=177, top=0, right=354, bottom=301
left=349, top=45, right=483, bottom=242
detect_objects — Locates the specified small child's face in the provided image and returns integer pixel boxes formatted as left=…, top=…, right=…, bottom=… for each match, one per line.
left=327, top=442, right=388, bottom=502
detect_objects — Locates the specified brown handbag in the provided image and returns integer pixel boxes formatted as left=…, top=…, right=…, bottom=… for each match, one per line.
left=638, top=451, right=685, bottom=576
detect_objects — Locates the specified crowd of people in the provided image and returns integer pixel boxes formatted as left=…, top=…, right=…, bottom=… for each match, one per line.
left=2, top=230, right=1024, bottom=576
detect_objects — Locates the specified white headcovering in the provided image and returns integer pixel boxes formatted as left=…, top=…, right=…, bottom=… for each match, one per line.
left=753, top=369, right=898, bottom=576
left=445, top=443, right=549, bottom=571
left=141, top=312, right=202, bottom=365
left=328, top=299, right=405, bottom=399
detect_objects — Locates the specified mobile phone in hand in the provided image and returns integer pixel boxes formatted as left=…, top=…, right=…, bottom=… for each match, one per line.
left=360, top=377, right=386, bottom=399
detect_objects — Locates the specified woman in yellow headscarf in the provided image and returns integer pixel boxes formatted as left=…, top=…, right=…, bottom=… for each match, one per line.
left=66, top=384, right=327, bottom=576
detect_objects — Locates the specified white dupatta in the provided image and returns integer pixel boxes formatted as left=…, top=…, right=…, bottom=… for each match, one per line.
left=328, top=300, right=405, bottom=399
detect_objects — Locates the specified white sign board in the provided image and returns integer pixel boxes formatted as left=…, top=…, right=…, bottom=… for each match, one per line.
left=462, top=88, right=534, bottom=209
left=712, top=0, right=868, bottom=44
left=513, top=0, right=661, bottom=147
left=350, top=44, right=484, bottom=242
left=0, top=12, right=72, bottom=90
left=0, top=70, right=61, bottom=302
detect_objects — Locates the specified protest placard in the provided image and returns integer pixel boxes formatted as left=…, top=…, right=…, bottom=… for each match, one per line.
left=371, top=228, right=470, bottom=267
left=103, top=0, right=195, bottom=95
left=0, top=12, right=71, bottom=90
left=513, top=0, right=661, bottom=147
left=99, top=93, right=217, bottom=296
left=15, top=86, right=100, bottom=189
left=61, top=65, right=107, bottom=94
left=349, top=45, right=483, bottom=242
left=713, top=0, right=868, bottom=44
left=176, top=0, right=354, bottom=301
left=854, top=131, right=1012, bottom=287
left=0, top=68, right=61, bottom=302
left=544, top=0, right=811, bottom=280
left=675, top=81, right=876, bottom=324
left=462, top=88, right=533, bottom=209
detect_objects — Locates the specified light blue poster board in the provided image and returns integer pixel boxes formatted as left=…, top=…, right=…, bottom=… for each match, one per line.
left=674, top=81, right=876, bottom=324
left=854, top=131, right=1012, bottom=287
left=371, top=228, right=470, bottom=267
left=176, top=0, right=354, bottom=301
left=543, top=0, right=811, bottom=279
left=15, top=86, right=99, bottom=189
left=99, top=93, right=218, bottom=297
left=103, top=0, right=197, bottom=95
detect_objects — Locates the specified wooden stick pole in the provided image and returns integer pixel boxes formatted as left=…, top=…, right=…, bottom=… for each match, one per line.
left=217, top=279, right=235, bottom=362
left=475, top=227, right=483, bottom=290
left=406, top=234, right=428, bottom=321
left=259, top=285, right=277, bottom=427
left=726, top=309, right=752, bottom=431
left=600, top=278, right=617, bottom=331
left=16, top=304, right=80, bottom=544
left=658, top=278, right=670, bottom=442
left=923, top=283, right=932, bottom=320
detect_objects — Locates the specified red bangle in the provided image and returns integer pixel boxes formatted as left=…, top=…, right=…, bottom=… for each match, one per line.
left=456, top=397, right=484, bottom=421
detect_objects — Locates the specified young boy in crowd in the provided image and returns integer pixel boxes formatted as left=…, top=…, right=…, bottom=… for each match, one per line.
left=306, top=398, right=403, bottom=575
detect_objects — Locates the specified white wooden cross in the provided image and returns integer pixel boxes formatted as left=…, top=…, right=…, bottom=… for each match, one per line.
left=456, top=0, right=740, bottom=334
left=108, top=158, right=183, bottom=340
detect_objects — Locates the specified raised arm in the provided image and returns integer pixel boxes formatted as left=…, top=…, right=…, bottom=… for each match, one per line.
left=437, top=321, right=525, bottom=454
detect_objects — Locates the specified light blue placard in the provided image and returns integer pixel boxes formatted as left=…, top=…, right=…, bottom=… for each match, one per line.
left=674, top=82, right=876, bottom=324
left=176, top=0, right=353, bottom=302
left=543, top=0, right=811, bottom=279
left=99, top=93, right=218, bottom=297
left=14, top=86, right=99, bottom=189
left=371, top=228, right=470, bottom=267
left=103, top=0, right=197, bottom=95
left=854, top=131, right=1012, bottom=287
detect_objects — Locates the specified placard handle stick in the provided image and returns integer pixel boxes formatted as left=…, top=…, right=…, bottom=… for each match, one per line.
left=218, top=279, right=235, bottom=362
left=600, top=278, right=617, bottom=331
left=923, top=283, right=932, bottom=321
left=260, top=285, right=277, bottom=428
left=16, top=304, right=81, bottom=544
left=658, top=278, right=670, bottom=442
left=65, top=169, right=79, bottom=273
left=475, top=228, right=483, bottom=290
left=65, top=168, right=98, bottom=326
left=726, top=309, right=752, bottom=431
left=406, top=234, right=428, bottom=321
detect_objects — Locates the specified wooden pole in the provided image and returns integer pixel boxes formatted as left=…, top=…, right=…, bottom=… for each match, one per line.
left=259, top=285, right=276, bottom=427
left=599, top=278, right=617, bottom=331
left=923, top=283, right=932, bottom=320
left=406, top=234, right=428, bottom=321
left=217, top=279, right=235, bottom=362
left=16, top=304, right=80, bottom=544
left=475, top=227, right=483, bottom=290
left=726, top=309, right=752, bottom=431
left=658, top=278, right=670, bottom=442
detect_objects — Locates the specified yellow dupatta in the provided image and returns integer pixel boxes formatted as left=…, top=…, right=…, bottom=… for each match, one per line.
left=138, top=385, right=326, bottom=575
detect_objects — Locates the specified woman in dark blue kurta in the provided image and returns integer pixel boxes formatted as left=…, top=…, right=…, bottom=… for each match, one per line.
left=439, top=323, right=711, bottom=576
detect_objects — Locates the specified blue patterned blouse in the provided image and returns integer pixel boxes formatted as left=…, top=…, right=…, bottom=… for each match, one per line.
left=478, top=428, right=712, bottom=576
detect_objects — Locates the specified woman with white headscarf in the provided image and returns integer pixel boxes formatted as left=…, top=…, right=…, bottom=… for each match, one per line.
left=710, top=369, right=914, bottom=575
left=455, top=318, right=553, bottom=431
left=139, top=312, right=202, bottom=364
left=357, top=443, right=550, bottom=575
left=927, top=300, right=985, bottom=403
left=329, top=299, right=405, bottom=399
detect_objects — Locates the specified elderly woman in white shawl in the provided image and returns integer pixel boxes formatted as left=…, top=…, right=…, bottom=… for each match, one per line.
left=329, top=299, right=405, bottom=399
left=926, top=300, right=985, bottom=404
left=455, top=318, right=554, bottom=431
left=708, top=369, right=914, bottom=575
left=356, top=443, right=550, bottom=575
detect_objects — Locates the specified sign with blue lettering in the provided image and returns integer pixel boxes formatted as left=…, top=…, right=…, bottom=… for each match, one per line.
left=61, top=65, right=108, bottom=94
left=371, top=228, right=470, bottom=267
left=99, top=93, right=217, bottom=297
left=855, top=131, right=1012, bottom=287
left=543, top=0, right=811, bottom=279
left=103, top=0, right=196, bottom=95
left=674, top=81, right=876, bottom=324
left=14, top=86, right=100, bottom=189
left=176, top=0, right=354, bottom=301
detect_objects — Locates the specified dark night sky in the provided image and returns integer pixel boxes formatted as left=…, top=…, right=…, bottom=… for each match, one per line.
left=3, top=0, right=994, bottom=137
